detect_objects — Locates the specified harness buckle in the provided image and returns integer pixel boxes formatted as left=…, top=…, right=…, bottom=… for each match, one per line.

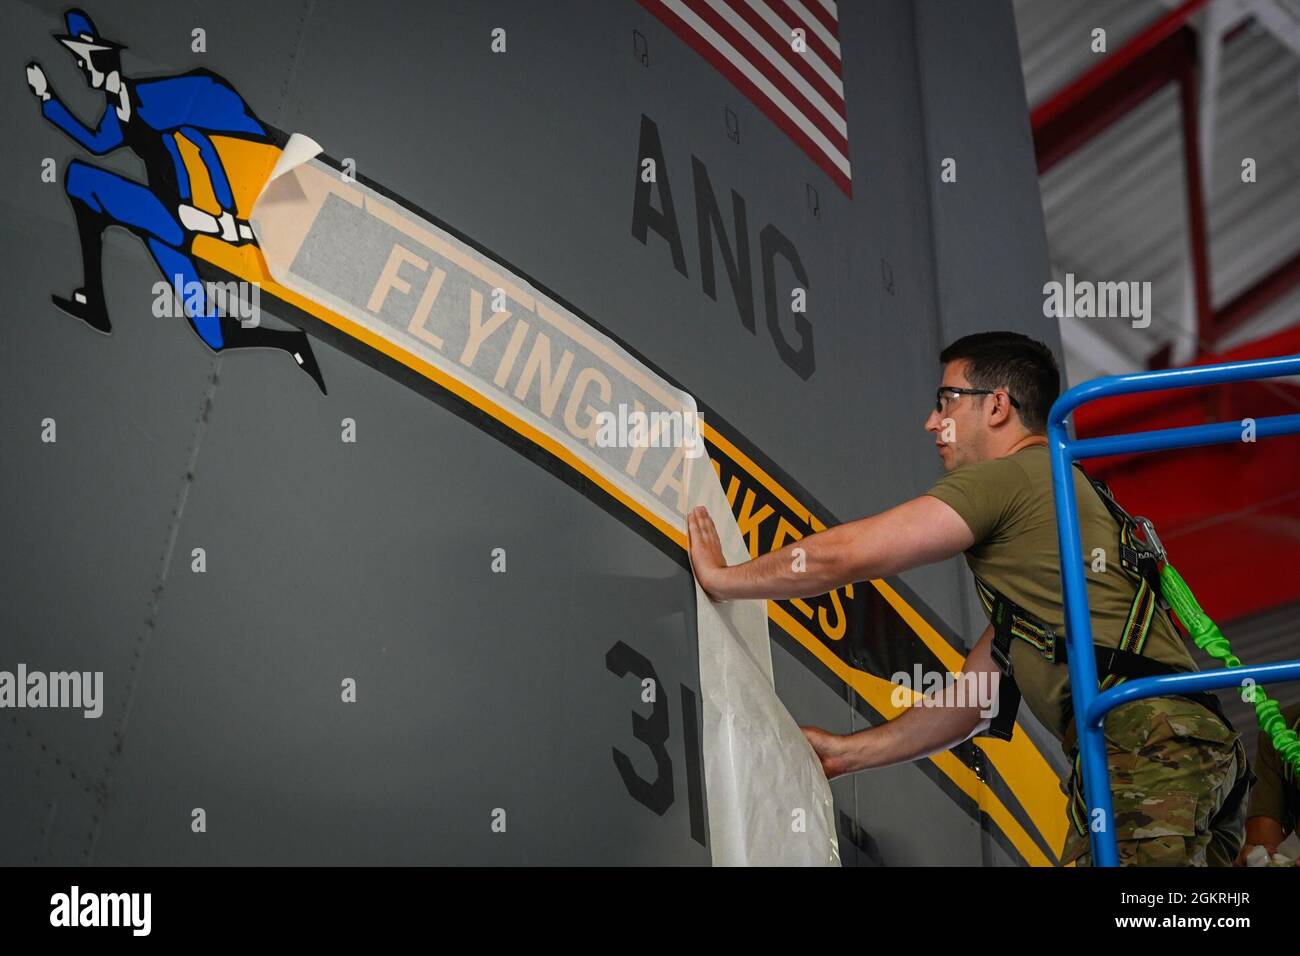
left=1131, top=515, right=1166, bottom=562
left=990, top=636, right=1013, bottom=676
left=1042, top=627, right=1059, bottom=663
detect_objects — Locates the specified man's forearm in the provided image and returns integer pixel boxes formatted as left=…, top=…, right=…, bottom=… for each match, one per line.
left=696, top=496, right=974, bottom=602
left=843, top=693, right=987, bottom=772
left=709, top=523, right=855, bottom=601
left=1244, top=816, right=1285, bottom=857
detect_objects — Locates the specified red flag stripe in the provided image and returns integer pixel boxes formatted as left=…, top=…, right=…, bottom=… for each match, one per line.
left=766, top=0, right=842, bottom=72
left=725, top=0, right=845, bottom=95
left=791, top=0, right=838, bottom=38
left=721, top=0, right=845, bottom=112
left=683, top=0, right=848, bottom=153
left=639, top=0, right=852, bottom=195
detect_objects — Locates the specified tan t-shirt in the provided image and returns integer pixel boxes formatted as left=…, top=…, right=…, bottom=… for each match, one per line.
left=1246, top=702, right=1300, bottom=836
left=925, top=444, right=1197, bottom=744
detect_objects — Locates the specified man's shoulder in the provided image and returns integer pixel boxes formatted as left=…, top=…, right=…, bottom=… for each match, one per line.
left=991, top=444, right=1074, bottom=496
left=1002, top=443, right=1051, bottom=477
left=930, top=446, right=1043, bottom=494
left=925, top=449, right=1040, bottom=543
left=953, top=446, right=1039, bottom=478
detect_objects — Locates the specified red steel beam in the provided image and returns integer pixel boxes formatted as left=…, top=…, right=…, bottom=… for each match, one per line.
left=1031, top=0, right=1300, bottom=351
left=1214, top=248, right=1300, bottom=341
left=1034, top=28, right=1195, bottom=175
left=1031, top=0, right=1212, bottom=131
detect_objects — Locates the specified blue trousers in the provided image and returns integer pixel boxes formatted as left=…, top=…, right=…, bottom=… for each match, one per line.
left=65, top=159, right=224, bottom=349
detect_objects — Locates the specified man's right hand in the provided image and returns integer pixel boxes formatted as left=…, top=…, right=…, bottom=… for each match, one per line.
left=802, top=625, right=997, bottom=782
left=26, top=62, right=50, bottom=102
left=801, top=725, right=859, bottom=780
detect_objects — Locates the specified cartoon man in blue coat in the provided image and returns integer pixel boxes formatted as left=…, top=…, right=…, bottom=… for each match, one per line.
left=25, top=9, right=326, bottom=393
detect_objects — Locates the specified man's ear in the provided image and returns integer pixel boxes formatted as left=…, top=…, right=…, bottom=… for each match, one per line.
left=988, top=391, right=1014, bottom=426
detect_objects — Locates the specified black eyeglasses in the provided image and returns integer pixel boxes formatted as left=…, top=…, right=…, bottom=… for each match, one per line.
left=934, top=387, right=1021, bottom=413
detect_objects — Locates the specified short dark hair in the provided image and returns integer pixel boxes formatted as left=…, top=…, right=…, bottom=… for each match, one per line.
left=938, top=331, right=1060, bottom=433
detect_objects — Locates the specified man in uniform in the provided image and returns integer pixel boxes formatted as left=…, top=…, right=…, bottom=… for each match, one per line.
left=1236, top=702, right=1300, bottom=865
left=687, top=330, right=1250, bottom=865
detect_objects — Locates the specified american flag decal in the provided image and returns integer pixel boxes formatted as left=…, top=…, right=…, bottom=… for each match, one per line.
left=637, top=0, right=851, bottom=196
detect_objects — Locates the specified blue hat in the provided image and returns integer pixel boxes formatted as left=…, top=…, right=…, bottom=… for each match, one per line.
left=55, top=9, right=126, bottom=56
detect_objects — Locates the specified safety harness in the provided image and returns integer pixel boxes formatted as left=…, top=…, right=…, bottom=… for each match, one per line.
left=970, top=465, right=1255, bottom=840
left=974, top=464, right=1191, bottom=744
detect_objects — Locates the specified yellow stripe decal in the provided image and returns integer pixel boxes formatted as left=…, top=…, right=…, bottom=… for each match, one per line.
left=196, top=142, right=1067, bottom=864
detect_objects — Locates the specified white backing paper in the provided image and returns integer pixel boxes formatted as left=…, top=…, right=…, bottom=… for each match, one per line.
left=249, top=137, right=840, bottom=866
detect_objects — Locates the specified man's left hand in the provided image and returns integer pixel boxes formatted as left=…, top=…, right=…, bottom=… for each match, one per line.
left=687, top=505, right=729, bottom=600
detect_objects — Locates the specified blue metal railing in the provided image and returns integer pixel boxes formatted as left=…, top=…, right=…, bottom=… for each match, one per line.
left=1047, top=353, right=1300, bottom=867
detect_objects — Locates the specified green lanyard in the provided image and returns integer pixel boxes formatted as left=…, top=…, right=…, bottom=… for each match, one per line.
left=1161, top=562, right=1300, bottom=778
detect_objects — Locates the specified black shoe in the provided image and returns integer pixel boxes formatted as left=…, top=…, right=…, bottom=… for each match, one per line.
left=290, top=338, right=327, bottom=395
left=51, top=290, right=112, bottom=334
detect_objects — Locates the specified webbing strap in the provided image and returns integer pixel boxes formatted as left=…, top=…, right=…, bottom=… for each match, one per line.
left=973, top=465, right=1165, bottom=742
left=975, top=576, right=1055, bottom=658
left=976, top=572, right=1160, bottom=741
